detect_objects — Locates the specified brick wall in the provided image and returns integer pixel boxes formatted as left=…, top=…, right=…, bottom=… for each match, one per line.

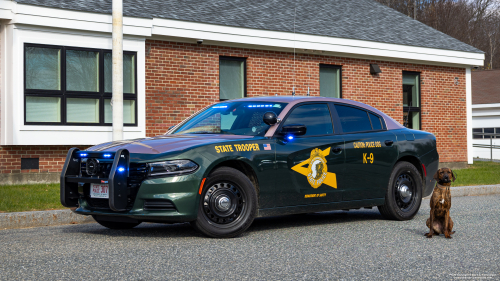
left=0, top=145, right=87, bottom=174
left=0, top=40, right=466, bottom=175
left=145, top=40, right=466, bottom=163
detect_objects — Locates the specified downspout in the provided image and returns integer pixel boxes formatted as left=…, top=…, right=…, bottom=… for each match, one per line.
left=466, top=67, right=473, bottom=164
left=112, top=0, right=123, bottom=141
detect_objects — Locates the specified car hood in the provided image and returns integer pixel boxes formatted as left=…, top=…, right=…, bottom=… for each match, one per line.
left=87, top=134, right=255, bottom=154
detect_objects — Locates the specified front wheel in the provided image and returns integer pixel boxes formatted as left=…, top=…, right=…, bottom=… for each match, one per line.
left=378, top=161, right=422, bottom=220
left=191, top=167, right=257, bottom=238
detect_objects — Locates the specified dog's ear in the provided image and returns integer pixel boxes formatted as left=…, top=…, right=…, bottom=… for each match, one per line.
left=451, top=169, right=456, bottom=182
left=433, top=169, right=440, bottom=181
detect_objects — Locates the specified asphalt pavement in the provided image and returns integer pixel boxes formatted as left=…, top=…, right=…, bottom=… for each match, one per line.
left=1, top=194, right=499, bottom=280
left=2, top=184, right=499, bottom=230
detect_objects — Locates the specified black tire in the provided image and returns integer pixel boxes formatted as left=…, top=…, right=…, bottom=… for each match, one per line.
left=92, top=215, right=141, bottom=229
left=378, top=161, right=422, bottom=220
left=191, top=167, right=257, bottom=238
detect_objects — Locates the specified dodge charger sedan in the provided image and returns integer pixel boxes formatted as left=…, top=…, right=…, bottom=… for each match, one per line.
left=61, top=96, right=439, bottom=238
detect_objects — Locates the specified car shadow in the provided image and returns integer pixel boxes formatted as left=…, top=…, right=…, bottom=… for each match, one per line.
left=61, top=221, right=204, bottom=239
left=61, top=209, right=384, bottom=239
left=247, top=209, right=384, bottom=233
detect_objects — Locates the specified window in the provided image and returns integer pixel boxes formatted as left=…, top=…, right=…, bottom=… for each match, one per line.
left=473, top=128, right=500, bottom=139
left=24, top=44, right=137, bottom=126
left=282, top=104, right=333, bottom=136
left=369, top=112, right=383, bottom=130
left=319, top=65, right=341, bottom=98
left=173, top=102, right=287, bottom=136
left=334, top=104, right=373, bottom=133
left=473, top=128, right=483, bottom=139
left=403, top=72, right=421, bottom=130
left=219, top=57, right=246, bottom=101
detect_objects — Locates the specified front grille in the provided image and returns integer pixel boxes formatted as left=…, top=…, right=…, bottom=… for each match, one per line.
left=81, top=158, right=113, bottom=178
left=83, top=162, right=148, bottom=210
left=144, top=199, right=176, bottom=211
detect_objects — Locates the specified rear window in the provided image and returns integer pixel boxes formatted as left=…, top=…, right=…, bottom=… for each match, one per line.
left=369, top=112, right=383, bottom=130
left=335, top=104, right=372, bottom=133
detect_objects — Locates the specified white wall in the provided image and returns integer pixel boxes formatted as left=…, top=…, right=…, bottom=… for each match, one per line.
left=472, top=104, right=500, bottom=160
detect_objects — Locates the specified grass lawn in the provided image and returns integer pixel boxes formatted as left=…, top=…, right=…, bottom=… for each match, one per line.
left=0, top=161, right=499, bottom=213
left=452, top=160, right=500, bottom=187
left=0, top=183, right=64, bottom=213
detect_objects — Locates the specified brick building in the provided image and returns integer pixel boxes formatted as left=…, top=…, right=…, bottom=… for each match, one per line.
left=0, top=0, right=484, bottom=184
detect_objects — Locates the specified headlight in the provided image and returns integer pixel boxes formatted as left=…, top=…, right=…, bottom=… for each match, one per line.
left=148, top=160, right=198, bottom=177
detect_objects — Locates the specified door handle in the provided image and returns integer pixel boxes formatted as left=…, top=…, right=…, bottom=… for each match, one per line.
left=384, top=140, right=394, bottom=146
left=332, top=147, right=342, bottom=153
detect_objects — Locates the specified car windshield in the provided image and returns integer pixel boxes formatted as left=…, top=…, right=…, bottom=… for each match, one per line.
left=172, top=101, right=287, bottom=136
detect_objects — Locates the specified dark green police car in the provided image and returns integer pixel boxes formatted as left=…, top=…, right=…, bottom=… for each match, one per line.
left=61, top=96, right=438, bottom=238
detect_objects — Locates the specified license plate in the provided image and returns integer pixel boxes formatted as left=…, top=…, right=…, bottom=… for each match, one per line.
left=90, top=183, right=109, bottom=199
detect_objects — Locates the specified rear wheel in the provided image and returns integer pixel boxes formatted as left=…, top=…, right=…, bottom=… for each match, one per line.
left=92, top=215, right=141, bottom=229
left=378, top=161, right=422, bottom=220
left=191, top=167, right=257, bottom=238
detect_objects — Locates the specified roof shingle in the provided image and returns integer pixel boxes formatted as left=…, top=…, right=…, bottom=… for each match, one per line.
left=15, top=0, right=483, bottom=53
left=472, top=69, right=500, bottom=105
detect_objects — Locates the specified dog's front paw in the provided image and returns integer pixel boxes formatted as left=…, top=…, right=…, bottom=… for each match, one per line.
left=424, top=233, right=433, bottom=238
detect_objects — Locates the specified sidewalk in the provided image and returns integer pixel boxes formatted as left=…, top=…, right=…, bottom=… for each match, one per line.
left=2, top=184, right=500, bottom=230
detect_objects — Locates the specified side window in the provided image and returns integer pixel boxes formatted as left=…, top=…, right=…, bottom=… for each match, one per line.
left=335, top=104, right=372, bottom=133
left=403, top=72, right=421, bottom=130
left=282, top=104, right=333, bottom=136
left=319, top=64, right=341, bottom=98
left=369, top=112, right=383, bottom=130
left=219, top=57, right=246, bottom=101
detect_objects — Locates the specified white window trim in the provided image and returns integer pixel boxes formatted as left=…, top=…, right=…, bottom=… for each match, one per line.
left=1, top=25, right=146, bottom=145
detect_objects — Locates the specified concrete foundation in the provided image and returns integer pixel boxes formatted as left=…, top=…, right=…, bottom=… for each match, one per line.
left=0, top=172, right=59, bottom=185
left=438, top=162, right=469, bottom=170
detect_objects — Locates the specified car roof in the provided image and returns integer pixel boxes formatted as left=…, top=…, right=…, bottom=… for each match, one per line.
left=224, top=96, right=404, bottom=134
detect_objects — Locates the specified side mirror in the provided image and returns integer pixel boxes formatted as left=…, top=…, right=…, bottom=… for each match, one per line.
left=263, top=111, right=278, bottom=126
left=280, top=124, right=307, bottom=136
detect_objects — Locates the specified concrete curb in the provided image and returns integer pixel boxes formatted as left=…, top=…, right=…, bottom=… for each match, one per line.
left=1, top=184, right=499, bottom=230
left=423, top=184, right=500, bottom=199
left=0, top=209, right=94, bottom=230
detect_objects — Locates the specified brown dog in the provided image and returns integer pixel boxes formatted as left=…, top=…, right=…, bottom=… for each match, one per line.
left=425, top=168, right=455, bottom=238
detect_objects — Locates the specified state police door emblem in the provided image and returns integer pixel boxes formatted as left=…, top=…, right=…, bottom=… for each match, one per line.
left=307, top=148, right=328, bottom=188
left=291, top=147, right=337, bottom=189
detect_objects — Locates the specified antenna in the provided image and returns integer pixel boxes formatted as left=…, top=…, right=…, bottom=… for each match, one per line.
left=292, top=7, right=296, bottom=96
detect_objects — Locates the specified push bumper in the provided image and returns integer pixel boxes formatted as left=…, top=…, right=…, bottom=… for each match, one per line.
left=61, top=148, right=202, bottom=223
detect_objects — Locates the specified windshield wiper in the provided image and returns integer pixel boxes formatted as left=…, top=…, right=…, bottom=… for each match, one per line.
left=189, top=131, right=219, bottom=134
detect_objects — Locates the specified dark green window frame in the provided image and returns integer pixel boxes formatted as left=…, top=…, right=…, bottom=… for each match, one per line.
left=219, top=56, right=246, bottom=101
left=403, top=71, right=421, bottom=130
left=319, top=64, right=342, bottom=98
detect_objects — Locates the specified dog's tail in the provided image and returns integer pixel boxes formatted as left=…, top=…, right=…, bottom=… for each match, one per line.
left=451, top=231, right=456, bottom=234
